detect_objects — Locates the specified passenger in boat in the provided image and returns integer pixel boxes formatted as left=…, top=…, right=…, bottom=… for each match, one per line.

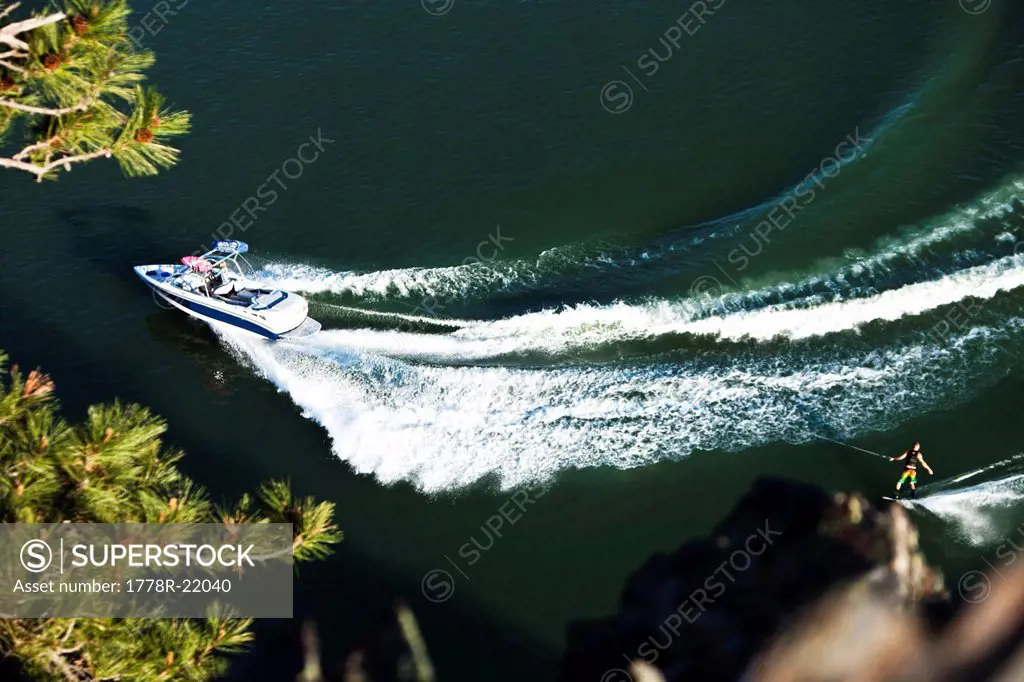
left=206, top=271, right=226, bottom=294
left=209, top=260, right=240, bottom=293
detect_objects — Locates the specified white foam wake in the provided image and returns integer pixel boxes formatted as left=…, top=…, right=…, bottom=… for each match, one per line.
left=255, top=174, right=1022, bottom=308
left=915, top=471, right=1024, bottom=545
left=947, top=453, right=1024, bottom=485
left=675, top=253, right=1024, bottom=341
left=256, top=252, right=1024, bottom=366
left=439, top=254, right=1024, bottom=357
left=257, top=259, right=523, bottom=303
left=255, top=223, right=1024, bottom=360
left=215, top=320, right=1015, bottom=492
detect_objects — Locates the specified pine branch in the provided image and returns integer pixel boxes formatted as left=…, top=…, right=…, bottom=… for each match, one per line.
left=0, top=147, right=111, bottom=181
left=13, top=135, right=57, bottom=159
left=0, top=10, right=65, bottom=51
left=0, top=2, right=189, bottom=181
left=47, top=650, right=87, bottom=681
left=0, top=4, right=22, bottom=22
left=0, top=352, right=343, bottom=679
left=0, top=96, right=92, bottom=115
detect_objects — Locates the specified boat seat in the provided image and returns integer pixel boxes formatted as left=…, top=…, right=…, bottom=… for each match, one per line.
left=213, top=282, right=235, bottom=296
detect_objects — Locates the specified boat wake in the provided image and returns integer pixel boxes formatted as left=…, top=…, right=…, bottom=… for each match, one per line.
left=255, top=172, right=1024, bottom=310
left=205, top=176, right=1024, bottom=493
left=214, top=313, right=1018, bottom=492
left=913, top=467, right=1024, bottom=545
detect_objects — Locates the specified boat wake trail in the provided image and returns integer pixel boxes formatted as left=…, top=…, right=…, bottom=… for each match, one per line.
left=256, top=172, right=1024, bottom=309
left=216, top=316, right=1019, bottom=492
left=210, top=176, right=1024, bottom=492
left=914, top=464, right=1024, bottom=545
left=448, top=253, right=1024, bottom=353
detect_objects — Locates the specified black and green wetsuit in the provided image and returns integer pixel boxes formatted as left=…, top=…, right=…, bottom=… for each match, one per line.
left=898, top=451, right=921, bottom=485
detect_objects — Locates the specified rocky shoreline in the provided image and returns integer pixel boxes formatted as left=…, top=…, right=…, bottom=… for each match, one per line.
left=559, top=477, right=1022, bottom=682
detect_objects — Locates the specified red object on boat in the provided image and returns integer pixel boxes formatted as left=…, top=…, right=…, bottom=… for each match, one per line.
left=181, top=256, right=214, bottom=272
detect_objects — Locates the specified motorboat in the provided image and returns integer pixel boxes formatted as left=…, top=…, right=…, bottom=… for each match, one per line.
left=134, top=241, right=321, bottom=340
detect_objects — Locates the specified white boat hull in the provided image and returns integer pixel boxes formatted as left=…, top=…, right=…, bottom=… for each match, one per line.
left=135, top=265, right=320, bottom=340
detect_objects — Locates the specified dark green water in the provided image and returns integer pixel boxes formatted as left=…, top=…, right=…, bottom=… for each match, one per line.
left=2, top=1, right=1024, bottom=679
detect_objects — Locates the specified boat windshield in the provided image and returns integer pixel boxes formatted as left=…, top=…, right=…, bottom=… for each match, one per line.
left=181, top=249, right=252, bottom=279
left=172, top=248, right=256, bottom=296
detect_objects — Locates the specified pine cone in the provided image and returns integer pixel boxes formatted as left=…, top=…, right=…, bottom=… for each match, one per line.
left=22, top=370, right=54, bottom=399
left=42, top=54, right=61, bottom=71
left=135, top=128, right=154, bottom=144
left=72, top=15, right=90, bottom=36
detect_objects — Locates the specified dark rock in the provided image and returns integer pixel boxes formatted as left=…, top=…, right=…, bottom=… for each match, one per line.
left=558, top=477, right=948, bottom=682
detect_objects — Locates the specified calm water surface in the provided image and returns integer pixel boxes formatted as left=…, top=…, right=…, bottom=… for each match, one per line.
left=2, top=1, right=1023, bottom=679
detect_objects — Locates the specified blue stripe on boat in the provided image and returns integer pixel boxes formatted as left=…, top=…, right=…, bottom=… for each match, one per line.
left=153, top=287, right=280, bottom=339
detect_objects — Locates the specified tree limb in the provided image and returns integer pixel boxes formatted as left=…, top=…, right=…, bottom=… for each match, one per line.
left=0, top=156, right=45, bottom=174
left=0, top=148, right=113, bottom=182
left=46, top=650, right=84, bottom=682
left=0, top=11, right=66, bottom=52
left=0, top=98, right=92, bottom=116
left=59, top=619, right=77, bottom=647
left=13, top=137, right=57, bottom=160
left=0, top=3, right=21, bottom=23
left=0, top=58, right=24, bottom=73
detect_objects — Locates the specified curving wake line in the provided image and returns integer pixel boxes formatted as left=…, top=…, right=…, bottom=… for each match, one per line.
left=214, top=317, right=1018, bottom=492
left=946, top=453, right=1024, bottom=485
left=254, top=174, right=1024, bottom=306
left=449, top=253, right=1024, bottom=352
left=217, top=175, right=1024, bottom=492
left=243, top=247, right=1024, bottom=367
left=315, top=253, right=1024, bottom=363
left=913, top=471, right=1024, bottom=546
